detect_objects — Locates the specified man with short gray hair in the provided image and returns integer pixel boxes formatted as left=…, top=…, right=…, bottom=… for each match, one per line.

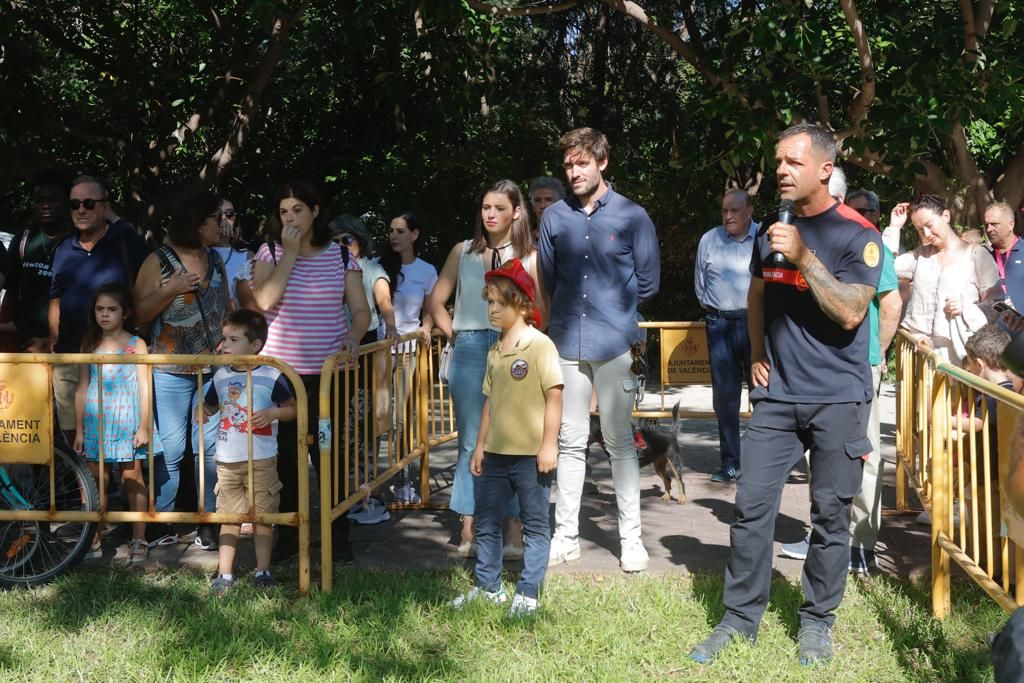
left=984, top=202, right=1022, bottom=308
left=694, top=189, right=758, bottom=482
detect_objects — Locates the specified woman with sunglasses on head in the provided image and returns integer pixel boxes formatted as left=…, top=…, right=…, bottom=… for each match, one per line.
left=893, top=194, right=1002, bottom=364
left=134, top=191, right=232, bottom=551
left=250, top=181, right=370, bottom=563
left=328, top=214, right=398, bottom=344
left=425, top=179, right=543, bottom=558
left=212, top=198, right=253, bottom=309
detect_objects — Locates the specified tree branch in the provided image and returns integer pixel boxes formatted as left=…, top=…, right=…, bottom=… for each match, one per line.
left=950, top=118, right=992, bottom=224
left=602, top=0, right=743, bottom=101
left=190, top=0, right=227, bottom=34
left=993, top=143, right=1024, bottom=212
left=464, top=0, right=579, bottom=16
left=201, top=3, right=311, bottom=185
left=960, top=0, right=980, bottom=63
left=837, top=0, right=875, bottom=132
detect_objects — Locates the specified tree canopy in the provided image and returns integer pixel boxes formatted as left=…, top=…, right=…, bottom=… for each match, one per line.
left=2, top=0, right=1022, bottom=318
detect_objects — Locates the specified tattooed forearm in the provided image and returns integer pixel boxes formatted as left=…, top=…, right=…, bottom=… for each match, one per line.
left=798, top=253, right=876, bottom=330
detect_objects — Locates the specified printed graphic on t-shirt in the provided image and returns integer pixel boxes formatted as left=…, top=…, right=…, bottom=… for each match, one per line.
left=218, top=380, right=272, bottom=441
left=762, top=250, right=814, bottom=291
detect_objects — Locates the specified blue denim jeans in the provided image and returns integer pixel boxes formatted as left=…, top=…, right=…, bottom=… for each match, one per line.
left=152, top=371, right=219, bottom=513
left=448, top=330, right=496, bottom=515
left=705, top=313, right=751, bottom=469
left=474, top=454, right=552, bottom=599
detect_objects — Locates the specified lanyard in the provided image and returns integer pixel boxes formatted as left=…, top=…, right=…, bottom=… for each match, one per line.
left=994, top=236, right=1018, bottom=289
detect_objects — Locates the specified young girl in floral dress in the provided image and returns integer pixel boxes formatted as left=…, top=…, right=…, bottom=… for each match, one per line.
left=74, top=283, right=160, bottom=563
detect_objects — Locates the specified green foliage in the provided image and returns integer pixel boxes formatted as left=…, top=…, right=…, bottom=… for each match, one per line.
left=2, top=1, right=1023, bottom=319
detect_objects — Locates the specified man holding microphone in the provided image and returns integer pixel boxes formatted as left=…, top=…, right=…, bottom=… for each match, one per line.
left=689, top=124, right=882, bottom=666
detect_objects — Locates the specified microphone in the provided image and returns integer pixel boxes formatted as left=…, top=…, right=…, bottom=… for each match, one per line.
left=769, top=200, right=796, bottom=266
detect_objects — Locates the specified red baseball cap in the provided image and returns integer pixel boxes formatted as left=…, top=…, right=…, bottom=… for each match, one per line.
left=484, top=258, right=542, bottom=326
left=485, top=258, right=535, bottom=301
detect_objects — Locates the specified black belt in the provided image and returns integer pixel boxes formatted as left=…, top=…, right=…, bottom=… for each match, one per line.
left=703, top=307, right=747, bottom=320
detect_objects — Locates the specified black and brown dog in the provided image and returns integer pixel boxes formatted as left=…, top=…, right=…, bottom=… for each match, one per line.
left=587, top=403, right=686, bottom=505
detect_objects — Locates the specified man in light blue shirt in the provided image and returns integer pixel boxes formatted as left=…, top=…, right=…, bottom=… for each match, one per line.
left=694, top=189, right=758, bottom=482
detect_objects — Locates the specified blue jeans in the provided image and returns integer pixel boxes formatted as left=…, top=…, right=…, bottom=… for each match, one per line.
left=474, top=454, right=552, bottom=599
left=152, top=371, right=219, bottom=513
left=705, top=313, right=751, bottom=469
left=448, top=329, right=496, bottom=515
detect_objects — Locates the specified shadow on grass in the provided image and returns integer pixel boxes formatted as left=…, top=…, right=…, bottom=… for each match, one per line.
left=856, top=575, right=1000, bottom=683
left=688, top=569, right=805, bottom=640
left=30, top=564, right=465, bottom=680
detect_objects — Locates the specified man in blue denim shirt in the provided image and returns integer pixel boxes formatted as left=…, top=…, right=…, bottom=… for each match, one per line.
left=694, top=190, right=759, bottom=483
left=538, top=127, right=660, bottom=573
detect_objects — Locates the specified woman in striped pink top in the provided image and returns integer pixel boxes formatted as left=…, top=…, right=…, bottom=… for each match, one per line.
left=250, top=180, right=370, bottom=563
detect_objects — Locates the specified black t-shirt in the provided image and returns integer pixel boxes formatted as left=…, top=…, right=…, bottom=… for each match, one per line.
left=5, top=226, right=69, bottom=343
left=750, top=201, right=882, bottom=403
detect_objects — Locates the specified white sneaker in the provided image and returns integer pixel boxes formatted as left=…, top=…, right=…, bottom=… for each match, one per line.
left=507, top=593, right=539, bottom=618
left=620, top=538, right=649, bottom=573
left=548, top=535, right=581, bottom=567
left=449, top=586, right=509, bottom=609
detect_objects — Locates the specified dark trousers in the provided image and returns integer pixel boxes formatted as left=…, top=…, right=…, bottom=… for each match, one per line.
left=721, top=399, right=869, bottom=636
left=277, top=373, right=349, bottom=546
left=705, top=312, right=751, bottom=469
left=475, top=454, right=553, bottom=600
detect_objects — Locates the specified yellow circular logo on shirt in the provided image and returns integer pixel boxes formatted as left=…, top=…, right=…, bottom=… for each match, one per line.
left=863, top=241, right=880, bottom=268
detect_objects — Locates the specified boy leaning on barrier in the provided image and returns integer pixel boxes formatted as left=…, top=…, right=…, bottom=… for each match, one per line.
left=202, top=309, right=296, bottom=595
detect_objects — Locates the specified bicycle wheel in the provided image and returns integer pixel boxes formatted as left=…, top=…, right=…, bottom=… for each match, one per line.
left=0, top=444, right=99, bottom=587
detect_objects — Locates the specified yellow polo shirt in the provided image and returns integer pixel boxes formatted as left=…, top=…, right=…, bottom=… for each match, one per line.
left=482, top=326, right=563, bottom=456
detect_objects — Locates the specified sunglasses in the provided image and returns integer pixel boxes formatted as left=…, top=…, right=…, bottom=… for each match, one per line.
left=336, top=234, right=355, bottom=246
left=222, top=209, right=237, bottom=219
left=69, top=198, right=107, bottom=211
left=852, top=207, right=879, bottom=217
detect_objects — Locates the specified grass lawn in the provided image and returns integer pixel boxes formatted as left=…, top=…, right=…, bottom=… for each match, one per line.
left=0, top=564, right=1007, bottom=682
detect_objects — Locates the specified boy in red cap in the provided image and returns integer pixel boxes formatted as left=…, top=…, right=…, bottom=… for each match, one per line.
left=450, top=258, right=563, bottom=617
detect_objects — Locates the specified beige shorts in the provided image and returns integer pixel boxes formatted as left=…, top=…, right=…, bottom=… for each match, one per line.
left=214, top=457, right=282, bottom=515
left=52, top=363, right=81, bottom=431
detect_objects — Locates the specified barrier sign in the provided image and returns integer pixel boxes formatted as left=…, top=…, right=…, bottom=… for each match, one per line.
left=0, top=363, right=52, bottom=463
left=660, top=325, right=712, bottom=385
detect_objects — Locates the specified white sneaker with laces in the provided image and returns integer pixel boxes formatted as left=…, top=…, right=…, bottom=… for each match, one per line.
left=449, top=586, right=509, bottom=609
left=547, top=535, right=581, bottom=567
left=620, top=537, right=649, bottom=573
left=507, top=593, right=539, bottom=618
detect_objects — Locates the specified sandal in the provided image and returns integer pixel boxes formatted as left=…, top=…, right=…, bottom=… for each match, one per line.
left=128, top=539, right=149, bottom=564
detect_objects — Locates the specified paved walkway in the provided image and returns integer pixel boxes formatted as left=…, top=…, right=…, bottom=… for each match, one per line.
left=108, top=381, right=935, bottom=583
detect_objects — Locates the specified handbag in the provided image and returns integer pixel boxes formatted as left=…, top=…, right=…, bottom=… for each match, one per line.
left=438, top=342, right=454, bottom=385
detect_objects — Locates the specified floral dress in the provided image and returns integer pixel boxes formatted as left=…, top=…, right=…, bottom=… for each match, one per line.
left=82, top=336, right=163, bottom=462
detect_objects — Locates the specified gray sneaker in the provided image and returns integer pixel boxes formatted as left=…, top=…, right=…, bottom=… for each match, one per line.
left=689, top=624, right=751, bottom=664
left=780, top=535, right=810, bottom=560
left=797, top=622, right=833, bottom=666
left=210, top=575, right=234, bottom=597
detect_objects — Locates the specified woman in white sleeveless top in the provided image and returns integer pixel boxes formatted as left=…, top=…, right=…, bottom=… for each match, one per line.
left=427, top=179, right=544, bottom=557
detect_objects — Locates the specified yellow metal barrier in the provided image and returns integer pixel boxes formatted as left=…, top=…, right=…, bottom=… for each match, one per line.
left=0, top=352, right=312, bottom=593
left=894, top=330, right=1024, bottom=616
left=317, top=331, right=456, bottom=592
left=636, top=320, right=750, bottom=420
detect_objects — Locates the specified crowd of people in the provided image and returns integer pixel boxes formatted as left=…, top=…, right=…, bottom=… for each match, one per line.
left=1, top=123, right=1023, bottom=667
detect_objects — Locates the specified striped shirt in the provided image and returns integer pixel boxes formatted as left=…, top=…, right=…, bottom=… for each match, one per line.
left=254, top=242, right=361, bottom=374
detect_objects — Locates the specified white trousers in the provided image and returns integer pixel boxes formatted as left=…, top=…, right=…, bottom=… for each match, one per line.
left=553, top=351, right=642, bottom=543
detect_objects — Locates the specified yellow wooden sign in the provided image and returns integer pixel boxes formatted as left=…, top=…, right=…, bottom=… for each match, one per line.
left=0, top=363, right=53, bottom=464
left=661, top=325, right=712, bottom=385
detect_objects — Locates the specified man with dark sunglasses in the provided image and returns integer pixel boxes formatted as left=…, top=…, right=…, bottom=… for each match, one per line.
left=48, top=174, right=149, bottom=434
